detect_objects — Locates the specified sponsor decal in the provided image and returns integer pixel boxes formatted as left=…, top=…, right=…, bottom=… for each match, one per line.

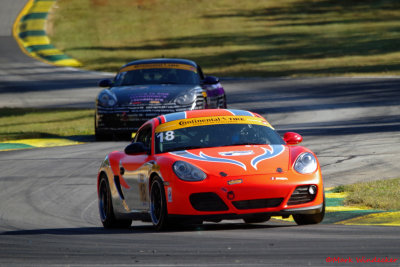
left=271, top=177, right=288, bottom=181
left=130, top=92, right=169, bottom=103
left=156, top=116, right=272, bottom=133
left=120, top=63, right=197, bottom=73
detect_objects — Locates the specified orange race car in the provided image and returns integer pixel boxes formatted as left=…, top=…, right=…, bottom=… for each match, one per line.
left=97, top=109, right=325, bottom=230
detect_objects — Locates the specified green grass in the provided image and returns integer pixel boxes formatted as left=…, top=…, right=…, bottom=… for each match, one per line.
left=333, top=178, right=400, bottom=211
left=48, top=0, right=400, bottom=77
left=0, top=108, right=94, bottom=141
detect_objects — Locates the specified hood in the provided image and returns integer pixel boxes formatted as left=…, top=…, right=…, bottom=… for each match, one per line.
left=110, top=84, right=201, bottom=105
left=168, top=145, right=289, bottom=176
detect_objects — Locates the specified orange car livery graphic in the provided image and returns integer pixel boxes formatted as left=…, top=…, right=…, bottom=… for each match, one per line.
left=170, top=145, right=285, bottom=171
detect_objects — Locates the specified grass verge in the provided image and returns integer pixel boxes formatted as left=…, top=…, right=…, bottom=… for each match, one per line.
left=0, top=108, right=94, bottom=141
left=48, top=0, right=400, bottom=77
left=333, top=178, right=400, bottom=211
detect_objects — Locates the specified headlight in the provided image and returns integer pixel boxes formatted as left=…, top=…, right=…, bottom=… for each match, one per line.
left=294, top=152, right=317, bottom=174
left=98, top=91, right=117, bottom=107
left=175, top=90, right=196, bottom=105
left=173, top=161, right=206, bottom=181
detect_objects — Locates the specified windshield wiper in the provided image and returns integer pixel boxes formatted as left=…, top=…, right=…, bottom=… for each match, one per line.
left=217, top=142, right=263, bottom=147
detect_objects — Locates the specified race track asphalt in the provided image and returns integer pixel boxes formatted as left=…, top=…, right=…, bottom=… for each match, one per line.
left=0, top=1, right=399, bottom=266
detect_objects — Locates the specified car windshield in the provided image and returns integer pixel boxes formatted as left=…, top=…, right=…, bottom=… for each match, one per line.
left=155, top=123, right=285, bottom=154
left=115, top=67, right=200, bottom=86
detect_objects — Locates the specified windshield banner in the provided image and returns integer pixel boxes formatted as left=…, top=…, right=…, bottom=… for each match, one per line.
left=156, top=116, right=272, bottom=133
left=120, top=63, right=197, bottom=73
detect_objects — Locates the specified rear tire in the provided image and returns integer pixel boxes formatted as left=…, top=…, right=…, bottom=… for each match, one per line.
left=150, top=177, right=170, bottom=231
left=98, top=175, right=132, bottom=228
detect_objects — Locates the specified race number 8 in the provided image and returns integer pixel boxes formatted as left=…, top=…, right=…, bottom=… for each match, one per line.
left=157, top=131, right=175, bottom=142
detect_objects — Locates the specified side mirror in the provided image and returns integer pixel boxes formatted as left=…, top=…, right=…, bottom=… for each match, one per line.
left=98, top=79, right=113, bottom=87
left=283, top=132, right=303, bottom=145
left=203, top=76, right=220, bottom=85
left=124, top=142, right=149, bottom=155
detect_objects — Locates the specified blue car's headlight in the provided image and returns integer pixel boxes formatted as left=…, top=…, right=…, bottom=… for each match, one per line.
left=175, top=90, right=197, bottom=105
left=173, top=161, right=206, bottom=181
left=98, top=91, right=117, bottom=107
left=294, top=152, right=317, bottom=174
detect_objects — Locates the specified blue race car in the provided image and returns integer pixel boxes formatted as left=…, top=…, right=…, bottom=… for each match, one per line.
left=95, top=58, right=227, bottom=140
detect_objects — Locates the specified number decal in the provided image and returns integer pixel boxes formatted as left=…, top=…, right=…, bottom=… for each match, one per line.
left=165, top=131, right=175, bottom=141
left=156, top=132, right=163, bottom=143
left=157, top=131, right=175, bottom=142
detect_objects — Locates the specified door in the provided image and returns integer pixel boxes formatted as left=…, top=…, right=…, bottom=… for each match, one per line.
left=119, top=125, right=153, bottom=211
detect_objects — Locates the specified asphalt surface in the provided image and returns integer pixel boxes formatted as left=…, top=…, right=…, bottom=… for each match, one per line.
left=0, top=0, right=399, bottom=266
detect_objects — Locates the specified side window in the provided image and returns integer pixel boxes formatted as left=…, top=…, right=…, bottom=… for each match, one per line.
left=135, top=125, right=152, bottom=149
left=113, top=72, right=126, bottom=86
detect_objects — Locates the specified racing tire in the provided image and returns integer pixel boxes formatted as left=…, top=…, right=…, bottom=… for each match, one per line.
left=98, top=175, right=132, bottom=229
left=114, top=132, right=132, bottom=141
left=243, top=215, right=271, bottom=224
left=95, top=130, right=111, bottom=141
left=150, top=177, right=170, bottom=231
left=94, top=122, right=113, bottom=141
left=220, top=95, right=227, bottom=109
left=293, top=195, right=325, bottom=225
left=94, top=115, right=112, bottom=141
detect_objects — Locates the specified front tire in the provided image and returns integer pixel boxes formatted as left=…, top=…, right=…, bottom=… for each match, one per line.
left=94, top=114, right=112, bottom=141
left=293, top=196, right=325, bottom=225
left=150, top=177, right=170, bottom=231
left=95, top=130, right=111, bottom=141
left=98, top=175, right=132, bottom=228
left=220, top=95, right=227, bottom=108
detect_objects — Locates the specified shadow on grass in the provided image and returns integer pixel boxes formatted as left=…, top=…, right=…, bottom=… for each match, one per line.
left=0, top=108, right=94, bottom=142
left=0, top=133, right=95, bottom=143
left=63, top=0, right=400, bottom=76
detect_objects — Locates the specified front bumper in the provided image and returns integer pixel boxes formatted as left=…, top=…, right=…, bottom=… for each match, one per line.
left=164, top=172, right=324, bottom=217
left=168, top=203, right=324, bottom=222
left=96, top=100, right=204, bottom=133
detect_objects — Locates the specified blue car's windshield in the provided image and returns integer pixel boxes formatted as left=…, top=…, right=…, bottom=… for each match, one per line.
left=155, top=124, right=285, bottom=154
left=115, top=68, right=200, bottom=86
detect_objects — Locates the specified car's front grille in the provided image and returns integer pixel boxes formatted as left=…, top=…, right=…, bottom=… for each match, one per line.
left=232, top=198, right=283, bottom=210
left=287, top=185, right=316, bottom=205
left=97, top=113, right=146, bottom=129
left=190, top=192, right=229, bottom=211
left=97, top=97, right=204, bottom=129
left=97, top=96, right=205, bottom=130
